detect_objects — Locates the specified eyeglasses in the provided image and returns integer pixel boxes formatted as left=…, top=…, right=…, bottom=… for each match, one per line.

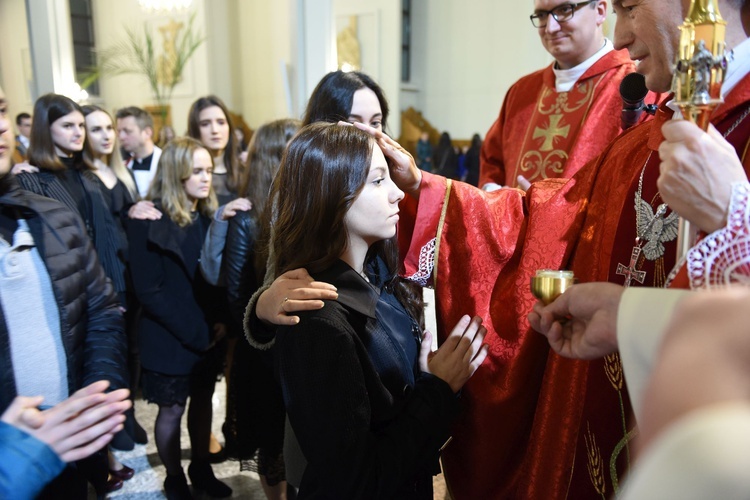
left=530, top=0, right=596, bottom=28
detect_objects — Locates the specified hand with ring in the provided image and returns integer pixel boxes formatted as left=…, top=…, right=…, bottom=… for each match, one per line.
left=257, top=268, right=339, bottom=326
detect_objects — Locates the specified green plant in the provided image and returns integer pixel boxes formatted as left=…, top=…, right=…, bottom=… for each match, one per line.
left=83, top=12, right=204, bottom=115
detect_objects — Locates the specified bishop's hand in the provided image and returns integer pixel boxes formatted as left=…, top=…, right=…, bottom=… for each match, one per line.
left=658, top=121, right=746, bottom=234
left=529, top=282, right=623, bottom=360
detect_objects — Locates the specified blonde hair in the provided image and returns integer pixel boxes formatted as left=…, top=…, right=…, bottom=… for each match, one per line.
left=147, top=136, right=217, bottom=226
left=81, top=105, right=138, bottom=199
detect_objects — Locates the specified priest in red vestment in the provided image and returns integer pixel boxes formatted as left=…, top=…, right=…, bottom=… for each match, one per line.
left=479, top=0, right=661, bottom=190
left=377, top=0, right=750, bottom=498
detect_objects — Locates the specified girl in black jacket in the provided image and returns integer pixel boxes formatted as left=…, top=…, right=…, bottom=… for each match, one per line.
left=127, top=137, right=231, bottom=499
left=269, top=123, right=489, bottom=499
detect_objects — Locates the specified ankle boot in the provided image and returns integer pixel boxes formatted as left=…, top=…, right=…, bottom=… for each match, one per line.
left=188, top=461, right=232, bottom=498
left=164, top=473, right=193, bottom=500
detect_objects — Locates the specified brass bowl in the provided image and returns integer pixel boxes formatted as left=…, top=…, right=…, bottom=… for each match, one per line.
left=530, top=270, right=575, bottom=305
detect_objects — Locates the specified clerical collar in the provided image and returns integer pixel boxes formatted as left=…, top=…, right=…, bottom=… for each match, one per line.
left=132, top=152, right=154, bottom=171
left=723, top=37, right=750, bottom=96
left=553, top=39, right=613, bottom=93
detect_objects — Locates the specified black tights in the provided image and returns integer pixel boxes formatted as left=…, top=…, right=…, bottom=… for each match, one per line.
left=155, top=402, right=185, bottom=476
left=155, top=375, right=216, bottom=475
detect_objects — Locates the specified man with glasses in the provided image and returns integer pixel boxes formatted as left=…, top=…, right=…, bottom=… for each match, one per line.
left=479, top=0, right=660, bottom=190
left=384, top=0, right=750, bottom=498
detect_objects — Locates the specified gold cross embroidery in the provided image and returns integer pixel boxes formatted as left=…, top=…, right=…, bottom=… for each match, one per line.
left=533, top=114, right=570, bottom=151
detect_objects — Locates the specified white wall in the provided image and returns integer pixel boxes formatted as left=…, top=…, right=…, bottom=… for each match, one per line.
left=333, top=0, right=402, bottom=136
left=236, top=0, right=297, bottom=128
left=91, top=0, right=215, bottom=134
left=405, top=0, right=551, bottom=140
left=0, top=0, right=34, bottom=119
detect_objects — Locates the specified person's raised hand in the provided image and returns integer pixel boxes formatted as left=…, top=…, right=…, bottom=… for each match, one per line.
left=528, top=282, right=624, bottom=360
left=351, top=121, right=423, bottom=198
left=256, top=268, right=338, bottom=326
left=420, top=316, right=489, bottom=393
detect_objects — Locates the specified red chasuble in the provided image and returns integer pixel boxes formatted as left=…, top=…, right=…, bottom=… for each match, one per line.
left=479, top=49, right=659, bottom=189
left=399, top=74, right=750, bottom=499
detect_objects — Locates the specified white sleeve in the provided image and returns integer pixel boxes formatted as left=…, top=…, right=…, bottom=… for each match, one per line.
left=616, top=287, right=691, bottom=420
left=619, top=402, right=750, bottom=500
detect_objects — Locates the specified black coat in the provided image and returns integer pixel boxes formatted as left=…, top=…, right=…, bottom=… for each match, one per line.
left=127, top=210, right=218, bottom=375
left=16, top=168, right=128, bottom=294
left=276, top=260, right=459, bottom=499
left=0, top=178, right=127, bottom=413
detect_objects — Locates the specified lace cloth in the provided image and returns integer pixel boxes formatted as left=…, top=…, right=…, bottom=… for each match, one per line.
left=687, top=182, right=750, bottom=289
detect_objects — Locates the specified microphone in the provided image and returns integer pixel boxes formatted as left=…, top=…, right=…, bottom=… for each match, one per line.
left=619, top=72, right=657, bottom=130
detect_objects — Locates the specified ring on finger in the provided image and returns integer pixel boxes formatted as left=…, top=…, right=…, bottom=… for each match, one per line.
left=280, top=297, right=290, bottom=312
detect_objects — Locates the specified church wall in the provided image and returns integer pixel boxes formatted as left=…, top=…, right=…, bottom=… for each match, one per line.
left=91, top=0, right=213, bottom=134
left=406, top=0, right=552, bottom=140
left=332, top=0, right=402, bottom=137
left=236, top=0, right=297, bottom=129
left=0, top=0, right=34, bottom=120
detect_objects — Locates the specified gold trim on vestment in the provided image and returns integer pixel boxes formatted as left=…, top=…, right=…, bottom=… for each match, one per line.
left=433, top=178, right=452, bottom=290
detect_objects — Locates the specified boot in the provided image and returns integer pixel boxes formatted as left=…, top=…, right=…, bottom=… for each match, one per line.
left=164, top=473, right=193, bottom=500
left=188, top=461, right=232, bottom=498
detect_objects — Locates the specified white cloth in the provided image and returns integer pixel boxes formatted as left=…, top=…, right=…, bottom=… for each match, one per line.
left=619, top=402, right=750, bottom=500
left=616, top=287, right=689, bottom=419
left=128, top=145, right=162, bottom=198
left=553, top=39, right=613, bottom=92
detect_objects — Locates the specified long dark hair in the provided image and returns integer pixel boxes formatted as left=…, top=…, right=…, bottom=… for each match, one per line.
left=240, top=118, right=301, bottom=206
left=27, top=93, right=83, bottom=172
left=242, top=119, right=302, bottom=279
left=302, top=71, right=390, bottom=130
left=187, top=95, right=241, bottom=193
left=270, top=122, right=421, bottom=322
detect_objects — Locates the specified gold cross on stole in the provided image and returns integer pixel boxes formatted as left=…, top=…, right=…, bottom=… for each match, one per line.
left=532, top=114, right=570, bottom=151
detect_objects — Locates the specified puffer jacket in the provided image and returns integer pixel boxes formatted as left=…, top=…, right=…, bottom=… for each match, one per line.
left=0, top=176, right=127, bottom=413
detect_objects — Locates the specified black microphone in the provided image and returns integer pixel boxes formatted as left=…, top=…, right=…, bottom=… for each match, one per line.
left=620, top=72, right=657, bottom=130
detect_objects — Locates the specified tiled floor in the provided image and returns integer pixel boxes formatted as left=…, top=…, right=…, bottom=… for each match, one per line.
left=108, top=383, right=269, bottom=499
left=106, top=289, right=448, bottom=499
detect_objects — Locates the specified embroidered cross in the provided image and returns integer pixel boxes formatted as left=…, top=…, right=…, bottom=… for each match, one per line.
left=533, top=114, right=570, bottom=151
left=617, top=246, right=647, bottom=287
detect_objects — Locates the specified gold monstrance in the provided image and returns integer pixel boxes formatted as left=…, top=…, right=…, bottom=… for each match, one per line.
left=673, top=0, right=728, bottom=261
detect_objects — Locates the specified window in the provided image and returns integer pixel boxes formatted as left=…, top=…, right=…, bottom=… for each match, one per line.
left=401, top=0, right=411, bottom=82
left=69, top=0, right=98, bottom=95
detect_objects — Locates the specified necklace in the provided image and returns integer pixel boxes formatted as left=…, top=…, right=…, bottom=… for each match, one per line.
left=616, top=151, right=679, bottom=287
left=618, top=105, right=750, bottom=288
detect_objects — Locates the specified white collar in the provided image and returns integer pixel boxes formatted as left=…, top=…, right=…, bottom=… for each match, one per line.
left=553, top=39, right=613, bottom=92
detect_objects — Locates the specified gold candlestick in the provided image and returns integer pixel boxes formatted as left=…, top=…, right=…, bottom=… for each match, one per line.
left=673, top=0, right=727, bottom=261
